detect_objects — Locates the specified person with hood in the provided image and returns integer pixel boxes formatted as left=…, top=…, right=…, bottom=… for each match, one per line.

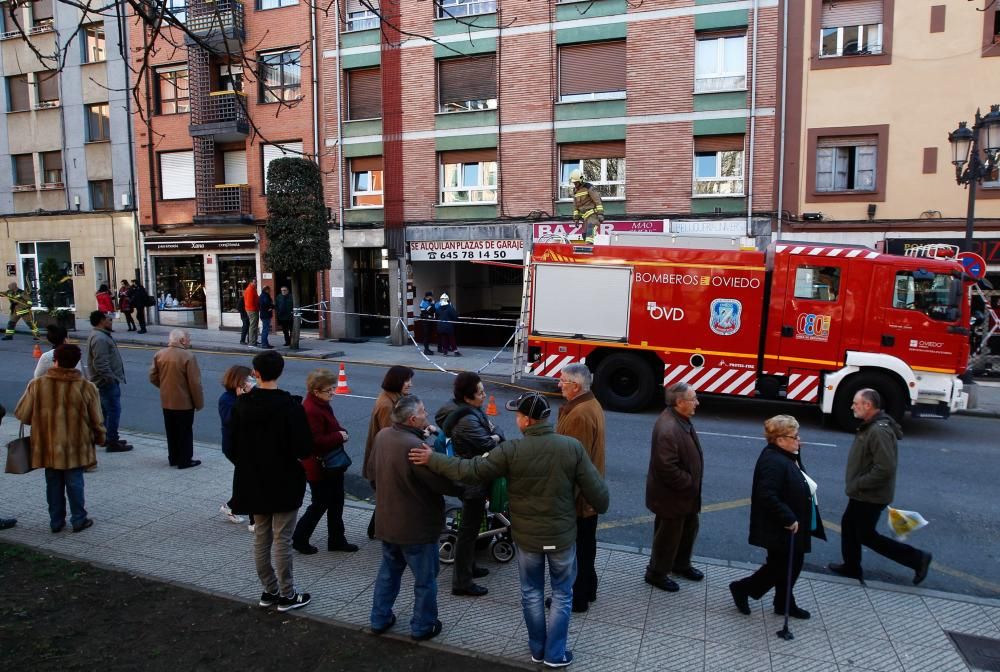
left=729, top=415, right=825, bottom=620
left=258, top=285, right=275, bottom=349
left=363, top=365, right=415, bottom=539
left=828, top=388, right=932, bottom=585
left=96, top=284, right=115, bottom=323
left=230, top=350, right=314, bottom=612
left=418, top=291, right=438, bottom=356
left=435, top=372, right=504, bottom=597
left=275, top=286, right=294, bottom=347
left=436, top=293, right=461, bottom=356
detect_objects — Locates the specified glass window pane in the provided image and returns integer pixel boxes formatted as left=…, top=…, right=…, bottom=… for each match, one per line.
left=695, top=39, right=717, bottom=76
left=371, top=171, right=383, bottom=190
left=444, top=164, right=459, bottom=188
left=353, top=172, right=370, bottom=191
left=606, top=158, right=621, bottom=182
left=843, top=26, right=861, bottom=54
left=695, top=153, right=717, bottom=178
left=482, top=162, right=497, bottom=186
left=462, top=162, right=479, bottom=187
left=821, top=28, right=839, bottom=56
left=560, top=161, right=579, bottom=184
left=864, top=24, right=881, bottom=52
left=723, top=37, right=745, bottom=74
left=720, top=151, right=743, bottom=177
left=582, top=158, right=601, bottom=181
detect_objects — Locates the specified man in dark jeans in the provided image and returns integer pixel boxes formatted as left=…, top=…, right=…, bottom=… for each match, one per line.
left=86, top=310, right=132, bottom=453
left=0, top=404, right=17, bottom=529
left=239, top=282, right=250, bottom=345
left=275, top=286, right=294, bottom=347
left=129, top=280, right=149, bottom=334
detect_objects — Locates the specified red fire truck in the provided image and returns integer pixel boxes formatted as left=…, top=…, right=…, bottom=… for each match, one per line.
left=518, top=239, right=971, bottom=429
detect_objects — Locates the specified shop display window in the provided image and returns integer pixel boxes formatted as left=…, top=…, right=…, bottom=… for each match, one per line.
left=154, top=256, right=206, bottom=309
left=219, top=255, right=256, bottom=313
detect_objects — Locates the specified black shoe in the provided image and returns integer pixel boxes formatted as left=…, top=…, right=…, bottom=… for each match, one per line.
left=1, top=335, right=12, bottom=340
left=730, top=582, right=751, bottom=615
left=452, top=351, right=462, bottom=357
left=828, top=562, right=864, bottom=582
left=261, top=344, right=274, bottom=349
left=293, top=542, right=319, bottom=555
left=472, top=566, right=489, bottom=579
left=571, top=601, right=589, bottom=613
left=644, top=570, right=679, bottom=592
left=411, top=619, right=443, bottom=642
left=452, top=584, right=488, bottom=597
left=775, top=605, right=811, bottom=620
left=0, top=518, right=16, bottom=530
left=259, top=591, right=280, bottom=608
left=675, top=566, right=704, bottom=581
left=277, top=592, right=311, bottom=612
left=72, top=519, right=94, bottom=533
left=177, top=460, right=201, bottom=469
left=240, top=340, right=247, bottom=345
left=423, top=349, right=433, bottom=356
left=371, top=614, right=396, bottom=635
left=914, top=552, right=932, bottom=586
left=138, top=329, right=147, bottom=334
left=51, top=522, right=65, bottom=533
left=106, top=441, right=133, bottom=453
left=328, top=542, right=359, bottom=553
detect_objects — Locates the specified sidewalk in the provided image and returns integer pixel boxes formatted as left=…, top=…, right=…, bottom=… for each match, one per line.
left=1, top=422, right=997, bottom=672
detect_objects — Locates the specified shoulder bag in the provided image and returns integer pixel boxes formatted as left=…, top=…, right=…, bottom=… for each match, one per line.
left=5, top=424, right=34, bottom=474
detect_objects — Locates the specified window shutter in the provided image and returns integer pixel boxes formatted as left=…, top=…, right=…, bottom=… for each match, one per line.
left=821, top=0, right=883, bottom=28
left=559, top=41, right=626, bottom=97
left=694, top=134, right=745, bottom=152
left=160, top=151, right=195, bottom=199
left=351, top=156, right=383, bottom=172
left=345, top=0, right=375, bottom=11
left=816, top=135, right=877, bottom=148
left=438, top=55, right=496, bottom=108
left=834, top=147, right=850, bottom=189
left=8, top=75, right=29, bottom=111
left=855, top=145, right=877, bottom=190
left=348, top=67, right=382, bottom=120
left=815, top=147, right=834, bottom=191
left=37, top=70, right=58, bottom=103
left=32, top=0, right=53, bottom=21
left=560, top=141, right=626, bottom=161
left=439, top=148, right=497, bottom=165
left=262, top=141, right=304, bottom=191
left=14, top=155, right=34, bottom=185
left=224, top=150, right=247, bottom=184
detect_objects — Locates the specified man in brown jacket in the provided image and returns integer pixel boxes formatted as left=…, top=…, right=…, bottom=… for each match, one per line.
left=645, top=382, right=705, bottom=592
left=149, top=329, right=204, bottom=469
left=369, top=395, right=460, bottom=642
left=556, top=363, right=606, bottom=613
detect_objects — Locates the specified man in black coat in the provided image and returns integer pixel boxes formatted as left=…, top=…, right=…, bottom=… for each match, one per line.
left=129, top=280, right=149, bottom=333
left=231, top=351, right=313, bottom=612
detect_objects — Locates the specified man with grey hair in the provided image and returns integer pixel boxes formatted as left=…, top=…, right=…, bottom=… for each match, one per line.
left=149, top=328, right=204, bottom=468
left=644, top=382, right=704, bottom=592
left=829, top=388, right=932, bottom=585
left=368, top=395, right=460, bottom=641
left=556, top=363, right=606, bottom=613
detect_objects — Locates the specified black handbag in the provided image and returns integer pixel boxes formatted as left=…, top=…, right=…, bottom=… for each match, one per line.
left=320, top=447, right=352, bottom=472
left=5, top=424, right=34, bottom=474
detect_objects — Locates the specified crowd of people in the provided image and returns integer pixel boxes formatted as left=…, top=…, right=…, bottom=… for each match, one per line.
left=1, top=318, right=936, bottom=667
left=238, top=280, right=294, bottom=349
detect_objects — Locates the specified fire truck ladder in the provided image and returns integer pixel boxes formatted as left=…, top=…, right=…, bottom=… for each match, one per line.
left=903, top=243, right=960, bottom=259
left=510, top=252, right=533, bottom=384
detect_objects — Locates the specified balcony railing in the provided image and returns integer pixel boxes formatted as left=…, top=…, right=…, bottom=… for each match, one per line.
left=197, top=184, right=251, bottom=217
left=194, top=90, right=248, bottom=125
left=185, top=0, right=245, bottom=50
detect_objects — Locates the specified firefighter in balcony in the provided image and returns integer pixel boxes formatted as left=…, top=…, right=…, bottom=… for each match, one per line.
left=570, top=169, right=605, bottom=244
left=2, top=282, right=39, bottom=341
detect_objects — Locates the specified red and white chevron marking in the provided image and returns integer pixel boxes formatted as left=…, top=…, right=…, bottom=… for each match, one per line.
left=775, top=244, right=879, bottom=260
left=785, top=373, right=820, bottom=402
left=661, top=365, right=757, bottom=396
left=526, top=354, right=578, bottom=377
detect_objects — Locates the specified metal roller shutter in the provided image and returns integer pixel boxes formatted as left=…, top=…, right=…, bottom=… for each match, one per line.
left=694, top=134, right=745, bottom=152
left=560, top=141, right=626, bottom=161
left=821, top=0, right=883, bottom=27
left=348, top=67, right=381, bottom=120
left=439, top=148, right=497, bottom=164
left=438, top=55, right=496, bottom=109
left=159, top=151, right=195, bottom=200
left=559, top=41, right=626, bottom=97
left=351, top=156, right=383, bottom=172
left=223, top=150, right=247, bottom=184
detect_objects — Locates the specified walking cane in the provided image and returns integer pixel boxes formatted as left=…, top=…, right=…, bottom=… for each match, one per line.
left=776, top=527, right=796, bottom=641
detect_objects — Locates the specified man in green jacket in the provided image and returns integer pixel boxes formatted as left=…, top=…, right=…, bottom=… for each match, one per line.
left=828, top=388, right=932, bottom=585
left=410, top=392, right=608, bottom=669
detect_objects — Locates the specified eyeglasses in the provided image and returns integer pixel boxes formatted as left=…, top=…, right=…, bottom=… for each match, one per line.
left=782, top=435, right=801, bottom=441
left=318, top=387, right=336, bottom=395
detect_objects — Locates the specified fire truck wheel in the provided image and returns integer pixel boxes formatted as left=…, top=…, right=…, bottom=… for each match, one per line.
left=593, top=352, right=657, bottom=412
left=832, top=372, right=906, bottom=431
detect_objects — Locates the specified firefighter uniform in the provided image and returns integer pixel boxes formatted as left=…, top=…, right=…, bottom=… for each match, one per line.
left=2, top=285, right=39, bottom=340
left=571, top=171, right=605, bottom=244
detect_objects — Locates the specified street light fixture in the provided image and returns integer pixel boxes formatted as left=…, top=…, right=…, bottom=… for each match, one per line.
left=949, top=104, right=1000, bottom=251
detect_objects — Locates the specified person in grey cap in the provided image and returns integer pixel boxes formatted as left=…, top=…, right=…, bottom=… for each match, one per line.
left=410, top=392, right=608, bottom=669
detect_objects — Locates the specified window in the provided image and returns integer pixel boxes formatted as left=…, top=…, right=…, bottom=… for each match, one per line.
left=159, top=151, right=195, bottom=200
left=892, top=271, right=961, bottom=322
left=259, top=49, right=301, bottom=103
left=435, top=0, right=496, bottom=19
left=351, top=157, right=384, bottom=207
left=83, top=23, right=105, bottom=63
left=218, top=63, right=243, bottom=92
left=223, top=150, right=247, bottom=184
left=815, top=137, right=877, bottom=192
left=13, top=154, right=34, bottom=187
left=439, top=150, right=497, bottom=204
left=694, top=34, right=746, bottom=93
left=31, top=0, right=52, bottom=29
left=346, top=0, right=378, bottom=30
left=693, top=135, right=744, bottom=196
left=36, top=70, right=59, bottom=106
left=558, top=41, right=626, bottom=102
left=90, top=180, right=114, bottom=210
left=86, top=103, right=110, bottom=142
left=259, top=0, right=297, bottom=8
left=156, top=65, right=189, bottom=114
left=559, top=144, right=625, bottom=199
left=41, top=151, right=62, bottom=185
left=793, top=266, right=841, bottom=302
left=165, top=0, right=186, bottom=24
left=6, top=74, right=29, bottom=112
left=438, top=55, right=496, bottom=113
left=347, top=67, right=381, bottom=120
left=262, top=141, right=304, bottom=192
left=819, top=0, right=883, bottom=57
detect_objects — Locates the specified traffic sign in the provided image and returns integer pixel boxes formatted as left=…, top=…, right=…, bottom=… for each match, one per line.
left=957, top=251, right=987, bottom=282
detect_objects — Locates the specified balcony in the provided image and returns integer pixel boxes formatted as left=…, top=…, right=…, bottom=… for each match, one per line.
left=193, top=184, right=253, bottom=226
left=185, top=0, right=245, bottom=53
left=189, top=91, right=249, bottom=142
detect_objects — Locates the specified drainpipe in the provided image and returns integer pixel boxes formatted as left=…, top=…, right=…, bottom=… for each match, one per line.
left=310, top=0, right=320, bottom=163
left=776, top=0, right=789, bottom=241
left=334, top=0, right=345, bottom=242
left=117, top=0, right=142, bottom=284
left=746, top=0, right=759, bottom=240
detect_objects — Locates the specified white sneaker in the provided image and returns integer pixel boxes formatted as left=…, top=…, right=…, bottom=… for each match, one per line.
left=248, top=524, right=256, bottom=533
left=219, top=504, right=246, bottom=524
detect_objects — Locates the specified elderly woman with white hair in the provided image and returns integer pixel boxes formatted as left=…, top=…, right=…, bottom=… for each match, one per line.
left=149, top=328, right=205, bottom=469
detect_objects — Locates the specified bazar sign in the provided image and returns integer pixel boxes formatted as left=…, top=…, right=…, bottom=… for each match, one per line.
left=532, top=220, right=668, bottom=241
left=410, top=239, right=524, bottom=261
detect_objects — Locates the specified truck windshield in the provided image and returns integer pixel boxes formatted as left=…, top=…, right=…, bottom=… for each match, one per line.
left=892, top=271, right=961, bottom=322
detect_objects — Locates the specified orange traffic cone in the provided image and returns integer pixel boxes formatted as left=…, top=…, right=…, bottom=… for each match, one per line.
left=334, top=363, right=352, bottom=395
left=32, top=343, right=42, bottom=359
left=485, top=395, right=498, bottom=416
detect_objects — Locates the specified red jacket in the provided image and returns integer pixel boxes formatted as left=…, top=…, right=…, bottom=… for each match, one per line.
left=96, top=291, right=114, bottom=313
left=301, top=392, right=347, bottom=482
left=243, top=285, right=259, bottom=312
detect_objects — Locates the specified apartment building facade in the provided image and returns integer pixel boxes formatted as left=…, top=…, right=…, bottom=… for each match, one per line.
left=130, top=0, right=320, bottom=331
left=0, top=0, right=137, bottom=317
left=779, top=0, right=1000, bottom=289
left=321, top=0, right=781, bottom=341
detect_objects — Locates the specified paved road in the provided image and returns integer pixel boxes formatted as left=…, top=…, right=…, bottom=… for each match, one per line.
left=2, top=338, right=998, bottom=599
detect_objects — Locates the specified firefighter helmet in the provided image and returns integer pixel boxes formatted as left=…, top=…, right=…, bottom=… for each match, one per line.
left=569, top=169, right=584, bottom=184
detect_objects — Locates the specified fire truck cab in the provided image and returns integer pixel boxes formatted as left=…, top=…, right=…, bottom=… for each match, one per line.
left=521, top=239, right=971, bottom=429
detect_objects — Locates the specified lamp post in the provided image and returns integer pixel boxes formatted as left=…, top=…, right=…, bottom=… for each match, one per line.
left=948, top=104, right=1000, bottom=252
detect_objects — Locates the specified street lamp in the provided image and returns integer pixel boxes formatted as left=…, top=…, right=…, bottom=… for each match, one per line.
left=949, top=104, right=1000, bottom=251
